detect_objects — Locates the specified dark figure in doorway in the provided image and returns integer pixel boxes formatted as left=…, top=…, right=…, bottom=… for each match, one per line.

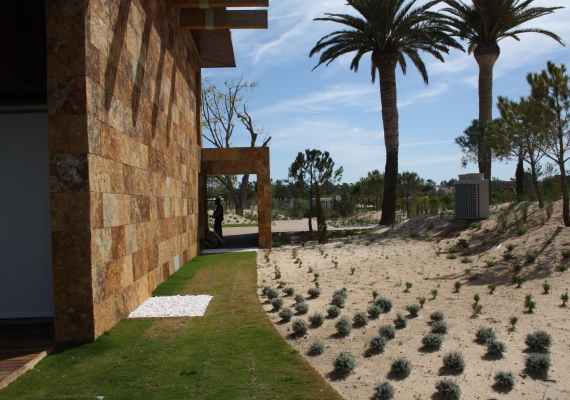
left=212, top=198, right=224, bottom=238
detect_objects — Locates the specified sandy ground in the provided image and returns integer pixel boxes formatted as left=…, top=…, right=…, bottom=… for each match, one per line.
left=257, top=202, right=570, bottom=399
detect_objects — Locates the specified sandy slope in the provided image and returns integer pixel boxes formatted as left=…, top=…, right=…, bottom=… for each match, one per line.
left=257, top=201, right=570, bottom=399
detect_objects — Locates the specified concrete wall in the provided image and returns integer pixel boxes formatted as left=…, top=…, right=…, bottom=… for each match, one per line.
left=0, top=113, right=53, bottom=319
left=46, top=0, right=201, bottom=341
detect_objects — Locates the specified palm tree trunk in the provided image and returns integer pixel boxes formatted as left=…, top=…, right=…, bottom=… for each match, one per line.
left=378, top=62, right=399, bottom=226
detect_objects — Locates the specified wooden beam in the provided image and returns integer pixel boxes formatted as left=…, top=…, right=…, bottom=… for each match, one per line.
left=171, top=0, right=268, bottom=8
left=180, top=9, right=267, bottom=30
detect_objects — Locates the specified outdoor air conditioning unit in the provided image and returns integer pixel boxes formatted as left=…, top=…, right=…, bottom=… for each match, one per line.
left=454, top=173, right=489, bottom=219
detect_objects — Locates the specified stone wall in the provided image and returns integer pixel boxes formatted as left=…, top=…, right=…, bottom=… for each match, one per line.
left=47, top=0, right=201, bottom=341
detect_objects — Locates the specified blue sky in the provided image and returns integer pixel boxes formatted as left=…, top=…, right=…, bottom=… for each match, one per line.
left=202, top=0, right=570, bottom=185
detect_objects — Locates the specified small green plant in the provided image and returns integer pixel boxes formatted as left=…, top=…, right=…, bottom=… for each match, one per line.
left=475, top=326, right=496, bottom=343
left=274, top=265, right=281, bottom=279
left=368, top=335, right=388, bottom=353
left=283, top=287, right=295, bottom=296
left=472, top=303, right=483, bottom=316
left=379, top=324, right=396, bottom=340
left=405, top=281, right=413, bottom=291
left=473, top=293, right=480, bottom=304
left=494, top=371, right=515, bottom=390
left=418, top=296, right=426, bottom=308
left=353, top=311, right=369, bottom=327
left=525, top=330, right=552, bottom=350
left=314, top=281, right=320, bottom=289
left=270, top=297, right=284, bottom=310
left=327, top=305, right=341, bottom=318
left=292, top=319, right=308, bottom=335
left=405, top=304, right=420, bottom=317
left=422, top=333, right=443, bottom=349
left=307, top=287, right=321, bottom=298
left=261, top=285, right=271, bottom=295
left=309, top=340, right=326, bottom=355
left=393, top=313, right=407, bottom=329
left=390, top=358, right=412, bottom=377
left=368, top=304, right=383, bottom=319
left=513, top=275, right=525, bottom=288
left=313, top=272, right=319, bottom=281
left=372, top=381, right=394, bottom=400
left=277, top=280, right=286, bottom=288
left=562, top=250, right=570, bottom=259
left=458, top=238, right=469, bottom=248
left=525, top=294, right=536, bottom=312
left=543, top=281, right=551, bottom=294
left=446, top=253, right=457, bottom=260
left=335, top=316, right=352, bottom=336
left=443, top=351, right=465, bottom=372
left=486, top=339, right=506, bottom=355
left=431, top=289, right=438, bottom=299
left=502, top=251, right=516, bottom=260
left=517, top=226, right=529, bottom=236
left=453, top=281, right=462, bottom=292
left=278, top=307, right=293, bottom=322
left=506, top=243, right=517, bottom=252
left=331, top=293, right=346, bottom=308
left=293, top=294, right=305, bottom=304
left=294, top=302, right=309, bottom=315
left=308, top=312, right=325, bottom=327
left=430, top=310, right=445, bottom=321
left=460, top=256, right=472, bottom=264
left=333, top=352, right=356, bottom=374
left=497, top=212, right=508, bottom=231
left=266, top=288, right=279, bottom=300
left=513, top=263, right=523, bottom=274
left=485, top=259, right=495, bottom=267
left=525, top=252, right=537, bottom=264
left=374, top=297, right=393, bottom=312
left=470, top=222, right=482, bottom=229
left=488, top=284, right=496, bottom=294
left=372, top=289, right=379, bottom=301
left=509, top=316, right=518, bottom=329
left=350, top=266, right=356, bottom=274
left=435, top=379, right=461, bottom=399
left=557, top=264, right=568, bottom=272
left=431, top=320, right=448, bottom=334
left=561, top=291, right=569, bottom=306
left=525, top=353, right=550, bottom=373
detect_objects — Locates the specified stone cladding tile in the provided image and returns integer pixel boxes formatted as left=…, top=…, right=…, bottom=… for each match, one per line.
left=47, top=39, right=86, bottom=78
left=53, top=268, right=93, bottom=308
left=91, top=228, right=112, bottom=267
left=47, top=76, right=87, bottom=116
left=52, top=230, right=91, bottom=270
left=46, top=0, right=87, bottom=40
left=111, top=225, right=126, bottom=259
left=54, top=306, right=95, bottom=342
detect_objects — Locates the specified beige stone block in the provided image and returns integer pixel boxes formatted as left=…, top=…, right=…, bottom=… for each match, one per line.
left=125, top=223, right=137, bottom=255
left=93, top=295, right=118, bottom=337
left=88, top=11, right=110, bottom=58
left=103, top=192, right=120, bottom=227
left=91, top=227, right=112, bottom=267
left=89, top=192, right=104, bottom=230
left=88, top=155, right=110, bottom=193
left=108, top=159, right=124, bottom=194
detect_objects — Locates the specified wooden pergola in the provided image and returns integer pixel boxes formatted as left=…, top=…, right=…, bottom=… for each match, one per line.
left=171, top=0, right=269, bottom=68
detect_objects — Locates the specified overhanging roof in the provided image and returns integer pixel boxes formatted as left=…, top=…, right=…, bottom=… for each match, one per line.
left=171, top=0, right=269, bottom=69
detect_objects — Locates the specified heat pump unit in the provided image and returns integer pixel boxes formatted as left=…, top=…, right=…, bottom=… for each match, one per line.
left=454, top=173, right=489, bottom=219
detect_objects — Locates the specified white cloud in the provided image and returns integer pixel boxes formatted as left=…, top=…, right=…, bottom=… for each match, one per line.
left=398, top=83, right=450, bottom=108
left=256, top=83, right=378, bottom=115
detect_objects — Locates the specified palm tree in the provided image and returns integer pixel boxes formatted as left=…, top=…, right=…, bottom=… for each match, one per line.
left=441, top=0, right=565, bottom=182
left=309, top=0, right=462, bottom=225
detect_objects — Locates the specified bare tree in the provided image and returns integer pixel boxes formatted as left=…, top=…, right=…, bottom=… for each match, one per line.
left=202, top=76, right=271, bottom=215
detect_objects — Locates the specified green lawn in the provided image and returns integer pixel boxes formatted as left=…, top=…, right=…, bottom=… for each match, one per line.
left=0, top=252, right=341, bottom=400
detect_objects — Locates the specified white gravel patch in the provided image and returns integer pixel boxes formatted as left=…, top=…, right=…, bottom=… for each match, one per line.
left=127, top=295, right=213, bottom=318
